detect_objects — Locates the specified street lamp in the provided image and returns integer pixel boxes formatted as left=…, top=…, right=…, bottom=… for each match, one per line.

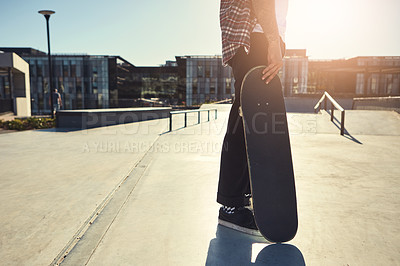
left=38, top=10, right=55, bottom=118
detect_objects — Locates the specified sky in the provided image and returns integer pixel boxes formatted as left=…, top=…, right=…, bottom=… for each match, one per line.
left=0, top=0, right=399, bottom=66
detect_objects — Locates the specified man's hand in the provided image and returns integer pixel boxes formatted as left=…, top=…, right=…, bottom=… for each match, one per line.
left=262, top=41, right=283, bottom=84
left=252, top=0, right=283, bottom=84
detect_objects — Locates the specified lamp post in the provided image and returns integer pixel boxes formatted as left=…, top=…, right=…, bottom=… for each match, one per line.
left=38, top=10, right=55, bottom=118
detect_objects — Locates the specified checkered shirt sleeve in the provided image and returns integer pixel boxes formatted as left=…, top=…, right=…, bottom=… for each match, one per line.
left=220, top=0, right=257, bottom=66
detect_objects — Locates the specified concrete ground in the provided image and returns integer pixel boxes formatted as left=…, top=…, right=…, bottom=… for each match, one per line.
left=0, top=104, right=399, bottom=265
left=0, top=117, right=170, bottom=265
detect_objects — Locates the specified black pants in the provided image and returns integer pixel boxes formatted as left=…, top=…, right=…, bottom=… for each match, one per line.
left=217, top=33, right=285, bottom=207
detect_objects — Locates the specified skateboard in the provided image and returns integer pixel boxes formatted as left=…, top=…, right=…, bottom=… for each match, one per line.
left=240, top=66, right=298, bottom=243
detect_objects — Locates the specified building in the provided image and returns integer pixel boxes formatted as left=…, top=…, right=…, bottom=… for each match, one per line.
left=281, top=50, right=400, bottom=97
left=0, top=47, right=136, bottom=114
left=0, top=52, right=31, bottom=116
left=176, top=56, right=234, bottom=106
left=349, top=56, right=400, bottom=96
left=1, top=49, right=236, bottom=111
left=281, top=49, right=308, bottom=96
left=2, top=47, right=399, bottom=114
left=308, top=57, right=400, bottom=96
left=119, top=63, right=184, bottom=106
left=126, top=56, right=234, bottom=107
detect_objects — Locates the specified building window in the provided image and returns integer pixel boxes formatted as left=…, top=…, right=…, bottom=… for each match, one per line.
left=193, top=82, right=198, bottom=95
left=37, top=62, right=43, bottom=77
left=370, top=75, right=378, bottom=94
left=226, top=78, right=231, bottom=94
left=210, top=86, right=215, bottom=94
left=71, top=61, right=76, bottom=77
left=205, top=65, right=211, bottom=78
left=386, top=74, right=393, bottom=94
left=63, top=61, right=69, bottom=77
left=198, top=65, right=204, bottom=77
left=356, top=73, right=364, bottom=95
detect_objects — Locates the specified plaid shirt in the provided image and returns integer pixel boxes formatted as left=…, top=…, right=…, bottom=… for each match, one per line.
left=220, top=0, right=257, bottom=66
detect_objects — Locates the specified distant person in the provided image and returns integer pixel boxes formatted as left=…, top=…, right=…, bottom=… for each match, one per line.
left=52, top=89, right=62, bottom=115
left=217, top=0, right=288, bottom=234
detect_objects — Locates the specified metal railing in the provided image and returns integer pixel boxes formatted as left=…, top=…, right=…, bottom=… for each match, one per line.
left=314, top=92, right=345, bottom=135
left=169, top=108, right=217, bottom=131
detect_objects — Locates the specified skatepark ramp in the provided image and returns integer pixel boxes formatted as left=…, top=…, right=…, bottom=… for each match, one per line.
left=1, top=104, right=400, bottom=265
left=304, top=92, right=400, bottom=136
left=287, top=109, right=400, bottom=138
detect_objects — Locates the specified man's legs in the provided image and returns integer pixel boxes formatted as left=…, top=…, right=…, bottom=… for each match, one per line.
left=217, top=49, right=251, bottom=208
left=53, top=104, right=58, bottom=116
left=217, top=33, right=269, bottom=208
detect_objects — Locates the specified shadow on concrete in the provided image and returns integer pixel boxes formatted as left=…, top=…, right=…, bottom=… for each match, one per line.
left=325, top=110, right=363, bottom=145
left=205, top=225, right=305, bottom=266
left=254, top=243, right=305, bottom=265
left=342, top=132, right=363, bottom=144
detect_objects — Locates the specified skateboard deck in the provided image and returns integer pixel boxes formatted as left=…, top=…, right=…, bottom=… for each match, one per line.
left=240, top=66, right=298, bottom=243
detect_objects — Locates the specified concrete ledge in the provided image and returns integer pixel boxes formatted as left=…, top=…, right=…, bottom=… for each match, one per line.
left=353, top=96, right=400, bottom=112
left=56, top=107, right=172, bottom=129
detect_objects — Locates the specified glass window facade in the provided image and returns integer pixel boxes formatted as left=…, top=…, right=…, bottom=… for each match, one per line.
left=307, top=56, right=400, bottom=96
left=24, top=55, right=112, bottom=114
left=0, top=74, right=13, bottom=113
left=179, top=56, right=234, bottom=106
left=3, top=48, right=399, bottom=113
left=282, top=55, right=309, bottom=96
left=0, top=75, right=11, bottom=99
left=354, top=57, right=400, bottom=96
left=125, top=66, right=182, bottom=106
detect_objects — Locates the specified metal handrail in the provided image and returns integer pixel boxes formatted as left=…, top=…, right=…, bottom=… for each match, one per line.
left=169, top=108, right=217, bottom=131
left=314, top=92, right=345, bottom=135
